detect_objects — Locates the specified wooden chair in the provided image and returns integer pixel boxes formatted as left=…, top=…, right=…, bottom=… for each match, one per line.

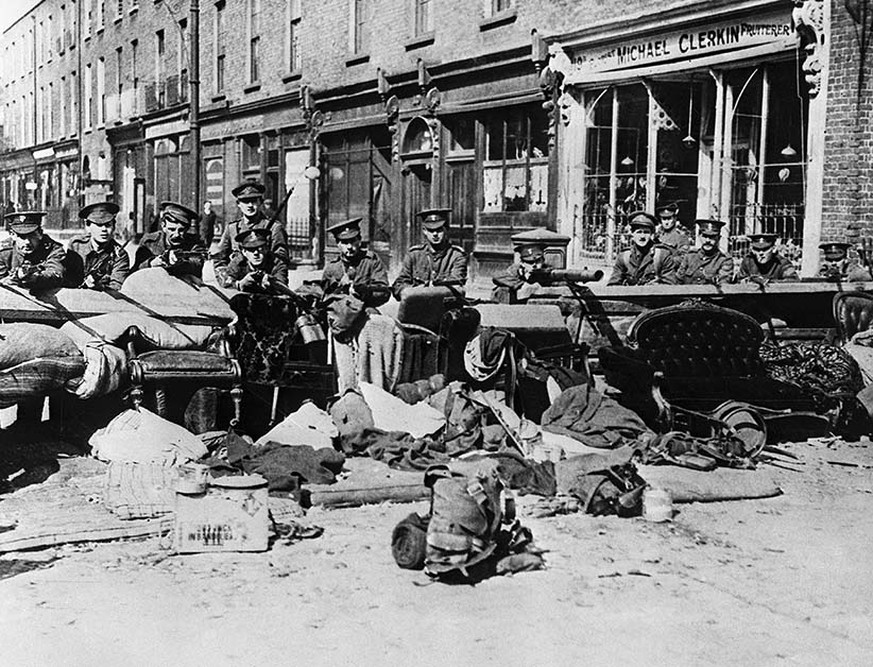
left=833, top=291, right=873, bottom=344
left=125, top=326, right=243, bottom=428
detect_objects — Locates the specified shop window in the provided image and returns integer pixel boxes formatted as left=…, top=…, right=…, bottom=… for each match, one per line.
left=284, top=147, right=313, bottom=260
left=483, top=106, right=548, bottom=214
left=241, top=134, right=261, bottom=176
left=445, top=116, right=474, bottom=156
left=578, top=62, right=808, bottom=263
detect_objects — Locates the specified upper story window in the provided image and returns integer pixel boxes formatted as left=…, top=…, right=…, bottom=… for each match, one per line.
left=155, top=29, right=165, bottom=82
left=414, top=0, right=433, bottom=37
left=287, top=0, right=301, bottom=73
left=489, top=0, right=513, bottom=15
left=248, top=0, right=260, bottom=83
left=215, top=1, right=225, bottom=93
left=85, top=0, right=92, bottom=38
left=349, top=0, right=368, bottom=55
left=97, top=0, right=105, bottom=30
left=117, top=0, right=124, bottom=20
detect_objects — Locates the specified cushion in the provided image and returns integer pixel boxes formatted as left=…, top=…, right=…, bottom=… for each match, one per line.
left=61, top=312, right=213, bottom=351
left=0, top=356, right=86, bottom=408
left=0, top=323, right=81, bottom=369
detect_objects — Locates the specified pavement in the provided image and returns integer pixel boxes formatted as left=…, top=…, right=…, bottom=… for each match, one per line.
left=0, top=437, right=871, bottom=666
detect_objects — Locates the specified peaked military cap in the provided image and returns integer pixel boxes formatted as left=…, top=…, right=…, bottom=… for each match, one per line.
left=4, top=210, right=46, bottom=235
left=819, top=241, right=852, bottom=261
left=695, top=219, right=725, bottom=236
left=232, top=181, right=267, bottom=200
left=519, top=244, right=545, bottom=263
left=80, top=201, right=120, bottom=225
left=327, top=217, right=363, bottom=241
left=655, top=201, right=679, bottom=215
left=417, top=208, right=452, bottom=230
left=159, top=201, right=198, bottom=228
left=235, top=227, right=271, bottom=250
left=749, top=233, right=777, bottom=250
left=628, top=211, right=658, bottom=230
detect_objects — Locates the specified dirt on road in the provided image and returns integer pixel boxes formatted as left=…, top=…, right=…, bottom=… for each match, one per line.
left=1, top=439, right=872, bottom=666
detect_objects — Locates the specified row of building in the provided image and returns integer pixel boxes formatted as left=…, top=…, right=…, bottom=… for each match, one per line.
left=0, top=0, right=863, bottom=281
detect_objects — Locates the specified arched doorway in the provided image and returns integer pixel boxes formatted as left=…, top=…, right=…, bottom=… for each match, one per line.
left=399, top=116, right=435, bottom=254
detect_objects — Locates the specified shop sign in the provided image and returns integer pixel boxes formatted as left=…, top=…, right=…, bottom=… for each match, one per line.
left=32, top=147, right=55, bottom=161
left=571, top=10, right=795, bottom=76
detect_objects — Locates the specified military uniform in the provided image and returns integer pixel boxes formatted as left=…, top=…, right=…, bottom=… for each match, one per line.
left=134, top=231, right=206, bottom=278
left=223, top=253, right=288, bottom=292
left=66, top=236, right=130, bottom=290
left=391, top=243, right=468, bottom=299
left=0, top=234, right=67, bottom=290
left=657, top=226, right=692, bottom=253
left=736, top=254, right=798, bottom=282
left=608, top=244, right=678, bottom=286
left=213, top=212, right=289, bottom=280
left=322, top=249, right=390, bottom=308
left=676, top=248, right=734, bottom=285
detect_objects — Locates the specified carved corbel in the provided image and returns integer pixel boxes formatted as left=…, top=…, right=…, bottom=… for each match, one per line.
left=385, top=95, right=401, bottom=162
left=300, top=85, right=325, bottom=140
left=792, top=0, right=826, bottom=97
left=424, top=87, right=441, bottom=115
left=538, top=63, right=565, bottom=149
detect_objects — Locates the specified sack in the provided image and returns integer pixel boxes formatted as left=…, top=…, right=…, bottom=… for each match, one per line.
left=423, top=463, right=505, bottom=579
left=517, top=356, right=588, bottom=423
left=325, top=294, right=366, bottom=341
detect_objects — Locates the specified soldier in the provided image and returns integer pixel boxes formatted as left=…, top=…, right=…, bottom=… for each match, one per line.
left=222, top=228, right=289, bottom=294
left=0, top=211, right=67, bottom=291
left=65, top=201, right=130, bottom=291
left=133, top=201, right=206, bottom=279
left=676, top=219, right=734, bottom=285
left=321, top=217, right=390, bottom=308
left=735, top=233, right=798, bottom=283
left=816, top=241, right=872, bottom=282
left=492, top=242, right=547, bottom=303
left=608, top=211, right=678, bottom=286
left=655, top=201, right=691, bottom=253
left=212, top=181, right=289, bottom=286
left=391, top=208, right=467, bottom=300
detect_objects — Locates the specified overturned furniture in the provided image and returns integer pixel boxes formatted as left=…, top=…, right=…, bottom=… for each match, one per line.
left=599, top=300, right=828, bottom=443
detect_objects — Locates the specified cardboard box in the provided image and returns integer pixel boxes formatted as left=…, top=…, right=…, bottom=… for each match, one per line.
left=174, top=474, right=270, bottom=553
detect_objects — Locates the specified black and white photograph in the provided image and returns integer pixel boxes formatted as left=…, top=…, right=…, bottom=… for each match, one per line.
left=0, top=0, right=871, bottom=664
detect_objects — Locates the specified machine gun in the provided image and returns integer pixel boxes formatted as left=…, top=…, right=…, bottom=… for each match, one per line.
left=528, top=267, right=604, bottom=285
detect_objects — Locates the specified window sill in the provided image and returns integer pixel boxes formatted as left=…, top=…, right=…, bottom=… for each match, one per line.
left=114, top=17, right=122, bottom=25
left=479, top=8, right=517, bottom=31
left=345, top=53, right=370, bottom=67
left=129, top=7, right=139, bottom=15
left=282, top=71, right=302, bottom=84
left=97, top=27, right=105, bottom=36
left=243, top=83, right=261, bottom=94
left=405, top=33, right=435, bottom=51
left=211, top=93, right=226, bottom=103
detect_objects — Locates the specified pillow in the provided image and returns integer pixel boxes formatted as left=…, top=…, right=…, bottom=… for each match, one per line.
left=0, top=356, right=86, bottom=408
left=0, top=323, right=81, bottom=370
left=60, top=312, right=213, bottom=350
left=121, top=267, right=234, bottom=320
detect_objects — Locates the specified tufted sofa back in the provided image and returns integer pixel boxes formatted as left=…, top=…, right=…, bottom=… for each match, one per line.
left=627, top=300, right=766, bottom=378
left=833, top=292, right=873, bottom=344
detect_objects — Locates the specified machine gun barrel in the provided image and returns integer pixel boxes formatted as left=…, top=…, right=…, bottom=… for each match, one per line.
left=533, top=268, right=604, bottom=284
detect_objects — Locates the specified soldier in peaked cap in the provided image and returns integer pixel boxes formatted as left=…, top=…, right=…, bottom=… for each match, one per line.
left=608, top=211, right=678, bottom=286
left=817, top=241, right=872, bottom=281
left=676, top=219, right=735, bottom=285
left=321, top=217, right=390, bottom=308
left=213, top=180, right=289, bottom=287
left=65, top=201, right=130, bottom=291
left=0, top=211, right=68, bottom=291
left=736, top=233, right=798, bottom=283
left=391, top=207, right=468, bottom=299
left=221, top=227, right=289, bottom=294
left=655, top=201, right=691, bottom=254
left=492, top=241, right=547, bottom=303
left=134, top=201, right=206, bottom=278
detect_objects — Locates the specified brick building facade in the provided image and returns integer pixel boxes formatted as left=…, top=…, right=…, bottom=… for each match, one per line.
left=0, top=0, right=853, bottom=279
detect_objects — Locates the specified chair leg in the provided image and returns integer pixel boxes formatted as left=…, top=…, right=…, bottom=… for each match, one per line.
left=230, top=385, right=243, bottom=428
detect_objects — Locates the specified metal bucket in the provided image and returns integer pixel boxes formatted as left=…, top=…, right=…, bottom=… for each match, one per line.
left=710, top=401, right=767, bottom=457
left=296, top=313, right=326, bottom=344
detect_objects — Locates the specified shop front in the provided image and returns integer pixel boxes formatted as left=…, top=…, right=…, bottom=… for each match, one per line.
left=549, top=1, right=821, bottom=274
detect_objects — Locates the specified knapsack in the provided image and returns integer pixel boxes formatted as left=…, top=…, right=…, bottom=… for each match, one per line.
left=423, top=463, right=508, bottom=580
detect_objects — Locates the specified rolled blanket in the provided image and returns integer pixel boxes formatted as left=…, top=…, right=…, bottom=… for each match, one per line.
left=391, top=512, right=429, bottom=570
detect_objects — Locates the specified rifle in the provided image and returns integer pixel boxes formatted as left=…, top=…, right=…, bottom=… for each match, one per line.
left=269, top=165, right=321, bottom=227
left=528, top=267, right=604, bottom=285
